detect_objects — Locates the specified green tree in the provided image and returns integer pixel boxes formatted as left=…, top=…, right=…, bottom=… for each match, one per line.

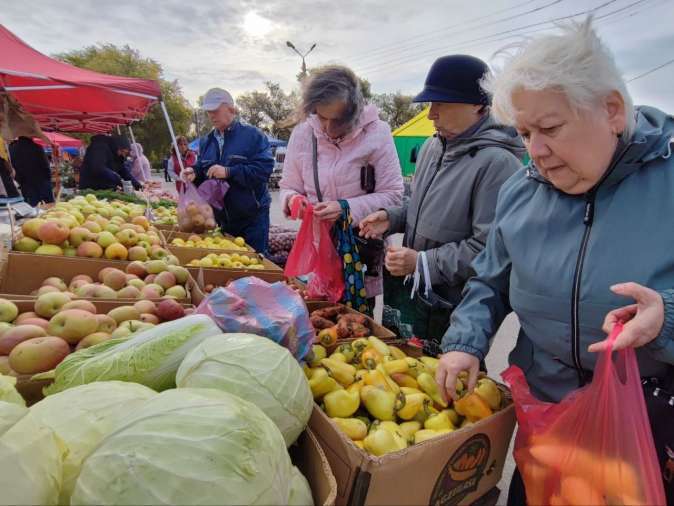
left=237, top=82, right=298, bottom=140
left=55, top=44, right=193, bottom=167
left=372, top=92, right=424, bottom=130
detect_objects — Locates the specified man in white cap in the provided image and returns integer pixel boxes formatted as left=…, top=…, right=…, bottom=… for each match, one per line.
left=183, top=87, right=274, bottom=253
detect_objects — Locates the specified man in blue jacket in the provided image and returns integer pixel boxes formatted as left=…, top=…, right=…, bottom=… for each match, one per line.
left=183, top=88, right=273, bottom=253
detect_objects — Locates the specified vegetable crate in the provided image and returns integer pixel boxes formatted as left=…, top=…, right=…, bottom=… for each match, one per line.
left=160, top=229, right=255, bottom=252
left=291, top=429, right=338, bottom=506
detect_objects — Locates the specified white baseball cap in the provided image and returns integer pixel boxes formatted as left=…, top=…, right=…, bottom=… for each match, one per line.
left=202, top=87, right=234, bottom=111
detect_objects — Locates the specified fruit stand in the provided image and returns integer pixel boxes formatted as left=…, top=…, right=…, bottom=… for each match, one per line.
left=0, top=193, right=514, bottom=506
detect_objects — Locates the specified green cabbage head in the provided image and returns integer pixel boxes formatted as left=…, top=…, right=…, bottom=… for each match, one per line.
left=289, top=466, right=314, bottom=506
left=176, top=333, right=313, bottom=446
left=0, top=373, right=25, bottom=406
left=45, top=315, right=221, bottom=395
left=29, top=381, right=156, bottom=504
left=71, top=388, right=293, bottom=506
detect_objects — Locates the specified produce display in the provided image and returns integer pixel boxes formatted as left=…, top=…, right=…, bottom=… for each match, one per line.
left=152, top=205, right=177, bottom=225
left=310, top=305, right=372, bottom=346
left=15, top=195, right=171, bottom=260
left=176, top=333, right=313, bottom=447
left=307, top=336, right=506, bottom=456
left=77, top=189, right=177, bottom=209
left=186, top=252, right=266, bottom=270
left=0, top=297, right=193, bottom=376
left=0, top=379, right=314, bottom=505
left=44, top=314, right=221, bottom=394
left=171, top=233, right=249, bottom=251
left=30, top=260, right=192, bottom=300
left=268, top=225, right=297, bottom=266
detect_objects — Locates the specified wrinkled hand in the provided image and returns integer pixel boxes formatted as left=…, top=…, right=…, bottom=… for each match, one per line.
left=313, top=201, right=342, bottom=222
left=436, top=351, right=480, bottom=402
left=589, top=282, right=665, bottom=353
left=359, top=210, right=390, bottom=239
left=207, top=164, right=229, bottom=179
left=385, top=246, right=418, bottom=276
left=182, top=167, right=196, bottom=182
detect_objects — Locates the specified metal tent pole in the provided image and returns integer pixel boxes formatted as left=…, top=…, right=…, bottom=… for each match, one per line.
left=159, top=101, right=185, bottom=175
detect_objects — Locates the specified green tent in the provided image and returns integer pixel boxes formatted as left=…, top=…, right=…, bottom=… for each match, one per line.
left=392, top=107, right=434, bottom=176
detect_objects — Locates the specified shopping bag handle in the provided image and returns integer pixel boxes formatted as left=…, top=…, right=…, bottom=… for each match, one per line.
left=606, top=320, right=624, bottom=350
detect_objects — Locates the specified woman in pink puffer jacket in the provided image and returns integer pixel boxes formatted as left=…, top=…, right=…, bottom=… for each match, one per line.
left=280, top=65, right=404, bottom=298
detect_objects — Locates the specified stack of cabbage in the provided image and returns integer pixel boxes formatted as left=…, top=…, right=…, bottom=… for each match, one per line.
left=0, top=316, right=314, bottom=506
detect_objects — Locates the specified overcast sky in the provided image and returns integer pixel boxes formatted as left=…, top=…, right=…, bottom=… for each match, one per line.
left=3, top=0, right=673, bottom=112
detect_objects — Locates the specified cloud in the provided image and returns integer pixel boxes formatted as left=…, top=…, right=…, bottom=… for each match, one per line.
left=1, top=0, right=672, bottom=112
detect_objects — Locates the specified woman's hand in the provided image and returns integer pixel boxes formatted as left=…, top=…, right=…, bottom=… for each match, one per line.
left=359, top=210, right=390, bottom=239
left=436, top=351, right=481, bottom=402
left=385, top=246, right=417, bottom=276
left=313, top=201, right=342, bottom=222
left=182, top=167, right=196, bottom=182
left=589, top=282, right=665, bottom=353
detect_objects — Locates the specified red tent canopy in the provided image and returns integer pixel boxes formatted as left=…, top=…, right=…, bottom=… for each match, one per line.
left=0, top=25, right=161, bottom=133
left=34, top=131, right=83, bottom=148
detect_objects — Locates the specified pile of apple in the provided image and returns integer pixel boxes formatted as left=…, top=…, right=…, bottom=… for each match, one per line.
left=171, top=233, right=249, bottom=251
left=186, top=252, right=266, bottom=270
left=34, top=260, right=191, bottom=301
left=14, top=195, right=171, bottom=261
left=152, top=206, right=177, bottom=226
left=0, top=297, right=190, bottom=376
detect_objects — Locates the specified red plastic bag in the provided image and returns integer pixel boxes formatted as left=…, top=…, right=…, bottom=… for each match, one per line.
left=284, top=197, right=344, bottom=302
left=502, top=323, right=666, bottom=506
left=177, top=181, right=218, bottom=233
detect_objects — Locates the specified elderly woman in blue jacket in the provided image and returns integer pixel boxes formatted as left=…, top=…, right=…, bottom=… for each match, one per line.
left=183, top=88, right=274, bottom=253
left=435, top=19, right=674, bottom=503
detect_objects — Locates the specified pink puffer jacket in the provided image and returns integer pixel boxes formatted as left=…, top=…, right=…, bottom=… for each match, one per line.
left=280, top=104, right=404, bottom=297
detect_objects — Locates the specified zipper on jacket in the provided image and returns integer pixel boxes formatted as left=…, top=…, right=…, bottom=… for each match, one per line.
left=570, top=193, right=595, bottom=386
left=407, top=138, right=447, bottom=248
left=568, top=140, right=631, bottom=387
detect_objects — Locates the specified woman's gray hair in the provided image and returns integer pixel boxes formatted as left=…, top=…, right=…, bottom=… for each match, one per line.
left=300, top=65, right=365, bottom=133
left=481, top=17, right=636, bottom=139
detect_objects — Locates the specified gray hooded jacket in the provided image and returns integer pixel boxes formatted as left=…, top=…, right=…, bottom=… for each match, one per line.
left=441, top=106, right=674, bottom=402
left=386, top=114, right=526, bottom=304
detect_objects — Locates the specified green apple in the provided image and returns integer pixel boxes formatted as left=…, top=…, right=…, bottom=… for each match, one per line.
left=96, top=231, right=117, bottom=248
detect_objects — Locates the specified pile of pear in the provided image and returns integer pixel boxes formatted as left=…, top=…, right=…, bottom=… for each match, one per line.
left=305, top=336, right=505, bottom=457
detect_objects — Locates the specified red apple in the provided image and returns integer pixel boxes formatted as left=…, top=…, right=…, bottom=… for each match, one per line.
left=37, top=221, right=70, bottom=245
left=95, top=314, right=117, bottom=333
left=21, top=218, right=46, bottom=240
left=77, top=241, right=103, bottom=258
left=42, top=277, right=67, bottom=291
left=34, top=292, right=72, bottom=318
left=156, top=299, right=185, bottom=322
left=75, top=332, right=112, bottom=351
left=102, top=269, right=127, bottom=290
left=18, top=318, right=50, bottom=331
left=126, top=261, right=147, bottom=278
left=0, top=325, right=47, bottom=354
left=9, top=336, right=70, bottom=374
left=69, top=227, right=94, bottom=247
left=139, top=313, right=160, bottom=325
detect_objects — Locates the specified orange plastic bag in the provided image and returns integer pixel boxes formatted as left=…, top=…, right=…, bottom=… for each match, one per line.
left=284, top=197, right=344, bottom=302
left=502, top=323, right=666, bottom=505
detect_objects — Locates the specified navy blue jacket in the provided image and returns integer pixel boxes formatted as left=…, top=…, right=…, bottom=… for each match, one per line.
left=194, top=120, right=273, bottom=228
left=80, top=135, right=141, bottom=191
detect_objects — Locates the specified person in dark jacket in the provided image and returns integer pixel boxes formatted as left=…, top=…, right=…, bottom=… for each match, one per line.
left=8, top=136, right=54, bottom=205
left=79, top=134, right=141, bottom=191
left=183, top=88, right=274, bottom=253
left=360, top=55, right=525, bottom=350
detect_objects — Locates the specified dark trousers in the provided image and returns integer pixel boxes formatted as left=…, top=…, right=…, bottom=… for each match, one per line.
left=20, top=179, right=54, bottom=206
left=220, top=207, right=270, bottom=255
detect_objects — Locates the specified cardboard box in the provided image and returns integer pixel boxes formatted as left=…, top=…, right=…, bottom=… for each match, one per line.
left=306, top=301, right=396, bottom=340
left=291, top=429, right=338, bottom=506
left=0, top=252, right=197, bottom=303
left=310, top=405, right=515, bottom=506
left=162, top=229, right=255, bottom=252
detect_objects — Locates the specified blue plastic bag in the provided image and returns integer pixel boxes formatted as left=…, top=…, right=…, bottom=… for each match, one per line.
left=195, top=276, right=314, bottom=360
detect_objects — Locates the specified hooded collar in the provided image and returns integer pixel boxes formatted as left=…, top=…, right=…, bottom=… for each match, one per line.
left=438, top=113, right=526, bottom=160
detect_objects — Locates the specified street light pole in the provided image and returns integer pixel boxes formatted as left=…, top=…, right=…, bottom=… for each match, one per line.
left=286, top=41, right=317, bottom=80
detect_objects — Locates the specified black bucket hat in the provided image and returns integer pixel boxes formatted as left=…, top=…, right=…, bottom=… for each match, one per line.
left=413, top=54, right=491, bottom=105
